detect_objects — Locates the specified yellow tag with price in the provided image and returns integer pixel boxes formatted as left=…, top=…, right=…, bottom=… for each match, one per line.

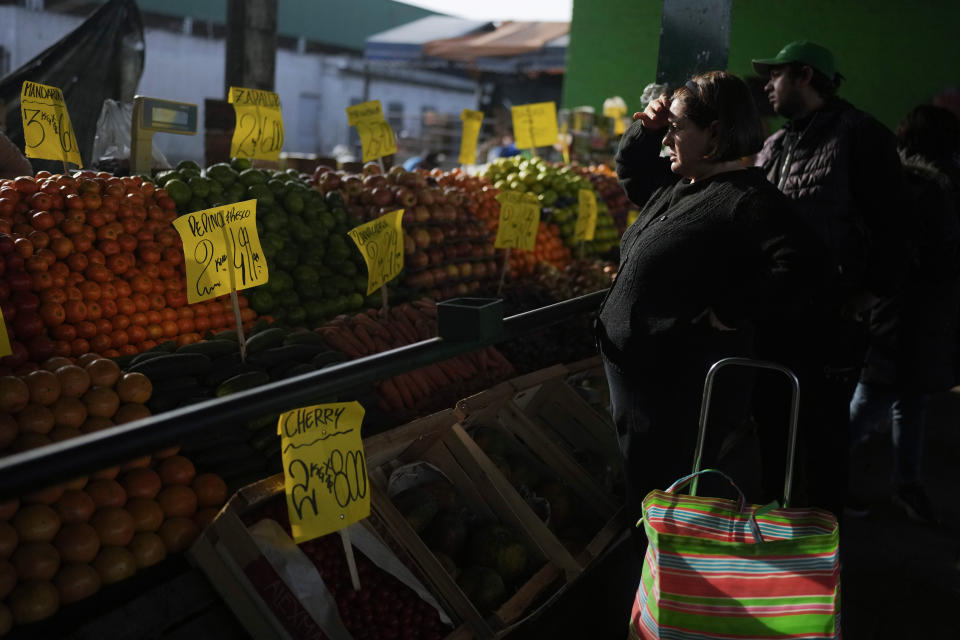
left=575, top=189, right=598, bottom=242
left=346, top=100, right=397, bottom=163
left=172, top=199, right=269, bottom=304
left=228, top=87, right=285, bottom=161
left=0, top=309, right=11, bottom=358
left=511, top=101, right=559, bottom=150
left=603, top=104, right=627, bottom=135
left=279, top=401, right=369, bottom=542
left=495, top=191, right=540, bottom=251
left=20, top=81, right=83, bottom=167
left=458, top=108, right=484, bottom=165
left=347, top=209, right=404, bottom=295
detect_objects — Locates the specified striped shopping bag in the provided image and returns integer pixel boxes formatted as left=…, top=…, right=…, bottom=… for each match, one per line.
left=630, top=469, right=840, bottom=639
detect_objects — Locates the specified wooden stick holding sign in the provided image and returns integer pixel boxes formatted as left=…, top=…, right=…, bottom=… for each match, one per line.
left=277, top=401, right=370, bottom=589
left=347, top=209, right=404, bottom=317
left=339, top=529, right=362, bottom=591
left=172, top=199, right=269, bottom=361
left=494, top=191, right=540, bottom=296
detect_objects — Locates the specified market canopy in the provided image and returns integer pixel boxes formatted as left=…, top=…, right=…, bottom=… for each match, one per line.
left=423, top=21, right=569, bottom=62
left=364, top=16, right=494, bottom=62
left=365, top=19, right=569, bottom=73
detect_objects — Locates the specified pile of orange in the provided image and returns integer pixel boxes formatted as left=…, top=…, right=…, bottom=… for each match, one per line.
left=508, top=222, right=572, bottom=278
left=0, top=171, right=258, bottom=374
left=0, top=355, right=228, bottom=631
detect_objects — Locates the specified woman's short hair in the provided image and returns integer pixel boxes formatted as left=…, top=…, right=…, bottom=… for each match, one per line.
left=672, top=71, right=765, bottom=162
left=897, top=105, right=960, bottom=169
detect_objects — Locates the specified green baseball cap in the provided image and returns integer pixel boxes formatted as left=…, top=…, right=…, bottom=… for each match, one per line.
left=752, top=40, right=837, bottom=79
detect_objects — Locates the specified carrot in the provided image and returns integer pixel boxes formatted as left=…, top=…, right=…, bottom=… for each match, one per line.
left=412, top=300, right=437, bottom=318
left=392, top=374, right=417, bottom=409
left=412, top=320, right=433, bottom=341
left=420, top=363, right=450, bottom=388
left=355, top=312, right=391, bottom=339
left=453, top=355, right=478, bottom=377
left=436, top=359, right=464, bottom=381
left=352, top=324, right=377, bottom=354
left=320, top=326, right=367, bottom=357
left=407, top=369, right=434, bottom=396
left=317, top=327, right=364, bottom=359
left=388, top=310, right=419, bottom=343
left=378, top=379, right=405, bottom=411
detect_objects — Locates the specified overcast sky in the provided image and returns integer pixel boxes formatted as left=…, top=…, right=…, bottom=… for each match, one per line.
left=393, top=0, right=573, bottom=22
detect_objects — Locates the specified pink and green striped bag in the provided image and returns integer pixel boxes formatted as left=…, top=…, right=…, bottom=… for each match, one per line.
left=630, top=469, right=840, bottom=639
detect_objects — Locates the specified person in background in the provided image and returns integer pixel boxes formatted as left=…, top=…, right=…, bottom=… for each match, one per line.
left=402, top=150, right=444, bottom=172
left=487, top=134, right=519, bottom=161
left=848, top=105, right=960, bottom=523
left=750, top=41, right=904, bottom=518
left=0, top=130, right=33, bottom=179
left=599, top=71, right=824, bottom=548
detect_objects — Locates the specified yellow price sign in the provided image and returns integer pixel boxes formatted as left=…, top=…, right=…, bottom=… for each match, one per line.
left=172, top=199, right=269, bottom=304
left=494, top=191, right=540, bottom=251
left=20, top=81, right=82, bottom=167
left=279, top=402, right=369, bottom=543
left=346, top=100, right=397, bottom=163
left=228, top=87, right=285, bottom=161
left=0, top=309, right=11, bottom=359
left=458, top=108, right=483, bottom=165
left=575, top=189, right=598, bottom=242
left=604, top=104, right=627, bottom=135
left=511, top=101, right=559, bottom=150
left=347, top=209, right=404, bottom=295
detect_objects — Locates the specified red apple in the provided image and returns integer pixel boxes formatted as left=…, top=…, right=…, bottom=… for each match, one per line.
left=362, top=161, right=382, bottom=176
left=443, top=245, right=458, bottom=261
left=364, top=174, right=387, bottom=190
left=428, top=248, right=444, bottom=265
left=473, top=262, right=488, bottom=279
left=431, top=267, right=447, bottom=284
left=413, top=228, right=431, bottom=249
left=319, top=172, right=341, bottom=192
left=393, top=186, right=417, bottom=207
left=459, top=262, right=473, bottom=278
left=428, top=228, right=445, bottom=245
left=342, top=175, right=363, bottom=197
left=370, top=187, right=393, bottom=206
left=410, top=251, right=429, bottom=269
left=417, top=189, right=434, bottom=206
left=413, top=206, right=431, bottom=223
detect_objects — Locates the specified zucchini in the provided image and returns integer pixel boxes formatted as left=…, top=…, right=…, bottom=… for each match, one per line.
left=282, top=329, right=326, bottom=346
left=212, top=329, right=239, bottom=342
left=127, top=353, right=214, bottom=380
left=216, top=371, right=271, bottom=397
left=177, top=340, right=239, bottom=358
left=312, top=350, right=349, bottom=369
left=128, top=350, right=171, bottom=367
left=248, top=344, right=329, bottom=369
left=245, top=327, right=286, bottom=354
left=202, top=358, right=258, bottom=388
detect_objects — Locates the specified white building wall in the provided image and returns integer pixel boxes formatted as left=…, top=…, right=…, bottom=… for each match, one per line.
left=0, top=6, right=477, bottom=166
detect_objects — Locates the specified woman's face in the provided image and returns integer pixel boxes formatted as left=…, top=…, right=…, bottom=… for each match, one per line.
left=662, top=100, right=715, bottom=181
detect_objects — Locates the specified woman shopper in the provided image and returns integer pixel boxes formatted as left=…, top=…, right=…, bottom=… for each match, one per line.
left=596, top=71, right=825, bottom=545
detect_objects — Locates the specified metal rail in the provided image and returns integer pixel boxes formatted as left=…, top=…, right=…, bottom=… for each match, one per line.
left=0, top=290, right=607, bottom=500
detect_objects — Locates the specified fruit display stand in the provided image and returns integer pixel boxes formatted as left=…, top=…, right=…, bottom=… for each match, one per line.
left=189, top=471, right=469, bottom=640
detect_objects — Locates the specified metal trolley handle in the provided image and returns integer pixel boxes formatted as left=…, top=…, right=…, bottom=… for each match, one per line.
left=690, top=357, right=800, bottom=508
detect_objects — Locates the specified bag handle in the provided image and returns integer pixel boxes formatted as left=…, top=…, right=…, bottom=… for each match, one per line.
left=665, top=468, right=765, bottom=543
left=691, top=357, right=800, bottom=507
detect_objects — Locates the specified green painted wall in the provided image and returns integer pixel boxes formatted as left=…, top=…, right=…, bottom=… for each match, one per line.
left=564, top=0, right=960, bottom=130
left=561, top=0, right=662, bottom=115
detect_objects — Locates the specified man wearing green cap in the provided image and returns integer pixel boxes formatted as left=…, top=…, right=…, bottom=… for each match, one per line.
left=750, top=40, right=905, bottom=521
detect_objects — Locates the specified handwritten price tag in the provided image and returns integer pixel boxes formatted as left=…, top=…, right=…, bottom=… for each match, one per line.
left=346, top=100, right=397, bottom=163
left=347, top=209, right=404, bottom=295
left=511, top=101, right=559, bottom=150
left=228, top=87, right=285, bottom=161
left=458, top=108, right=484, bottom=165
left=172, top=199, right=269, bottom=304
left=575, top=189, right=598, bottom=242
left=279, top=401, right=369, bottom=542
left=495, top=191, right=540, bottom=251
left=0, top=309, right=11, bottom=358
left=20, top=81, right=82, bottom=167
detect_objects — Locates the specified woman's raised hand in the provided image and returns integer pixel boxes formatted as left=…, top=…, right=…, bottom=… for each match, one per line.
left=634, top=94, right=671, bottom=131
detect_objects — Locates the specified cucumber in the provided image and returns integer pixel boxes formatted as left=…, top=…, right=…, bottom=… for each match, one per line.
left=216, top=371, right=271, bottom=397
left=277, top=362, right=316, bottom=380
left=177, top=340, right=239, bottom=358
left=127, top=353, right=214, bottom=380
left=128, top=350, right=171, bottom=367
left=245, top=327, right=286, bottom=354
left=282, top=330, right=326, bottom=346
left=151, top=376, right=200, bottom=394
left=212, top=329, right=239, bottom=342
left=312, top=350, right=349, bottom=369
left=248, top=318, right=274, bottom=335
left=203, top=358, right=259, bottom=387
left=248, top=344, right=329, bottom=369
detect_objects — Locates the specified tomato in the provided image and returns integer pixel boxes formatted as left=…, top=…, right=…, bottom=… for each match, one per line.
left=54, top=522, right=100, bottom=564
left=90, top=507, right=134, bottom=547
left=8, top=580, right=59, bottom=624
left=158, top=517, right=199, bottom=553
left=13, top=504, right=61, bottom=543
left=53, top=490, right=96, bottom=524
left=38, top=302, right=65, bottom=327
left=55, top=562, right=101, bottom=604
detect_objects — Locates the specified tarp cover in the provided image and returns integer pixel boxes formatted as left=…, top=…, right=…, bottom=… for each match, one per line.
left=0, top=0, right=145, bottom=168
left=423, top=21, right=569, bottom=61
left=364, top=16, right=493, bottom=61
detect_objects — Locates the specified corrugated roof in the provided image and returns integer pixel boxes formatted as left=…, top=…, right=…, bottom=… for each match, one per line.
left=365, top=15, right=493, bottom=61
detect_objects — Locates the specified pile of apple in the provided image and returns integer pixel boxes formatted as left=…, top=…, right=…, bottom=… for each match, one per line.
left=312, top=163, right=501, bottom=301
left=481, top=157, right=620, bottom=256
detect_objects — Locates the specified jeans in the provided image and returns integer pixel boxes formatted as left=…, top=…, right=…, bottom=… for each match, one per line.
left=848, top=381, right=926, bottom=485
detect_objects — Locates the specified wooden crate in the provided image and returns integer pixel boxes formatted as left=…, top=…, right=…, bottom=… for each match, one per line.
left=189, top=473, right=475, bottom=640
left=368, top=418, right=584, bottom=637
